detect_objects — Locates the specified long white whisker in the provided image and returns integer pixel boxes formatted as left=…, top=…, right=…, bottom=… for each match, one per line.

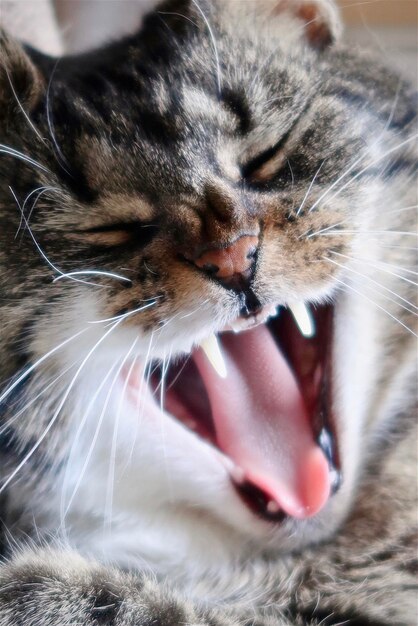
left=314, top=230, right=417, bottom=238
left=104, top=338, right=139, bottom=533
left=159, top=347, right=173, bottom=502
left=296, top=160, right=325, bottom=217
left=308, top=134, right=417, bottom=214
left=124, top=333, right=155, bottom=471
left=16, top=186, right=59, bottom=238
left=179, top=299, right=209, bottom=319
left=0, top=319, right=123, bottom=495
left=326, top=267, right=417, bottom=337
left=63, top=343, right=131, bottom=518
left=332, top=251, right=418, bottom=277
left=9, top=187, right=101, bottom=288
left=53, top=271, right=132, bottom=285
left=326, top=255, right=418, bottom=315
left=331, top=251, right=418, bottom=287
left=4, top=66, right=46, bottom=144
left=0, top=145, right=49, bottom=172
left=91, top=299, right=160, bottom=325
left=0, top=361, right=78, bottom=437
left=46, top=60, right=72, bottom=175
left=0, top=328, right=87, bottom=405
left=59, top=357, right=122, bottom=531
left=192, top=0, right=221, bottom=94
left=304, top=205, right=418, bottom=241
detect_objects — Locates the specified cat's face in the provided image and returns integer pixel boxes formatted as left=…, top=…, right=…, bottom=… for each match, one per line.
left=0, top=0, right=415, bottom=566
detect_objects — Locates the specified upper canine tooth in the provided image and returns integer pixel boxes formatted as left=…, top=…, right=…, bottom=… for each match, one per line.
left=289, top=302, right=315, bottom=338
left=200, top=334, right=227, bottom=378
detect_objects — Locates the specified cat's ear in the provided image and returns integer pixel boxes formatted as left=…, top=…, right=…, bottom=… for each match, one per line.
left=273, top=0, right=342, bottom=49
left=0, top=29, right=47, bottom=121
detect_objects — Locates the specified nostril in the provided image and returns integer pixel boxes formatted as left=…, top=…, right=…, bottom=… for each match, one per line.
left=246, top=246, right=257, bottom=260
left=201, top=263, right=220, bottom=275
left=192, top=234, right=259, bottom=283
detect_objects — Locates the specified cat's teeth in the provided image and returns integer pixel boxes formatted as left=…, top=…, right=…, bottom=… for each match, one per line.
left=230, top=466, right=246, bottom=485
left=288, top=302, right=315, bottom=338
left=266, top=500, right=281, bottom=515
left=200, top=334, right=227, bottom=379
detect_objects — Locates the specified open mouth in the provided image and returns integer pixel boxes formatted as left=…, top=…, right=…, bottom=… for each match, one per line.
left=126, top=303, right=341, bottom=524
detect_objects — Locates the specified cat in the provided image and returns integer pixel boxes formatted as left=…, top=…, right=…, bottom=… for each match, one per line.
left=0, top=0, right=417, bottom=624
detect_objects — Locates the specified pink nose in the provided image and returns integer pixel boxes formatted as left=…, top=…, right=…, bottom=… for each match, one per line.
left=193, top=235, right=259, bottom=284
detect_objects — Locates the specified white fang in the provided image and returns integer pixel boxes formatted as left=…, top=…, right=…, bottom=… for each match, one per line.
left=289, top=302, right=315, bottom=338
left=200, top=334, right=227, bottom=379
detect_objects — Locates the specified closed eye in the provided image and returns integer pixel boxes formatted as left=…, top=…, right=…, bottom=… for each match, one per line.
left=241, top=141, right=287, bottom=184
left=242, top=101, right=313, bottom=185
left=72, top=221, right=159, bottom=248
left=241, top=123, right=296, bottom=184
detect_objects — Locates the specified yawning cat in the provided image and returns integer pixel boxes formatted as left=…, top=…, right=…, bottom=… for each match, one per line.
left=0, top=1, right=416, bottom=624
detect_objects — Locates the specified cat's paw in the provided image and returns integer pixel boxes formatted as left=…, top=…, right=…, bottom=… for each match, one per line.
left=0, top=548, right=237, bottom=626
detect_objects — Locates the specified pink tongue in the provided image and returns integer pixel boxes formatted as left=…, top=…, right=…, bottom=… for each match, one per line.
left=194, top=326, right=330, bottom=519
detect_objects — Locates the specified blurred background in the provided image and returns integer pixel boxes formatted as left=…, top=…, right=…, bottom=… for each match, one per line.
left=339, top=0, right=417, bottom=25
left=1, top=1, right=417, bottom=85
left=338, top=0, right=417, bottom=85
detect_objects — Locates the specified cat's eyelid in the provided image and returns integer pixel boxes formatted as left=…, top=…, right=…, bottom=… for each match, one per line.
left=243, top=101, right=313, bottom=183
left=241, top=136, right=289, bottom=183
left=248, top=150, right=287, bottom=183
left=78, top=220, right=157, bottom=234
left=69, top=220, right=159, bottom=248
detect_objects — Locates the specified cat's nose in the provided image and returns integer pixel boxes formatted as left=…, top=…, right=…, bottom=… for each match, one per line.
left=193, top=235, right=259, bottom=289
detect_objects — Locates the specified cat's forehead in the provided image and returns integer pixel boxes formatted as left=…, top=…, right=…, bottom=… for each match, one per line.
left=59, top=50, right=315, bottom=199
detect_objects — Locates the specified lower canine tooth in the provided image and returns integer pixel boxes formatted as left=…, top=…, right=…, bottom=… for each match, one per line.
left=288, top=302, right=315, bottom=338
left=200, top=334, right=227, bottom=378
left=266, top=500, right=281, bottom=514
left=230, top=466, right=246, bottom=484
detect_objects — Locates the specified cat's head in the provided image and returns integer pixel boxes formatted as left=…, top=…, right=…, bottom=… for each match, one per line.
left=0, top=0, right=415, bottom=568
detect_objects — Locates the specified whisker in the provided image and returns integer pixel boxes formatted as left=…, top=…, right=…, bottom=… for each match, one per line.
left=53, top=270, right=132, bottom=285
left=91, top=299, right=160, bottom=325
left=179, top=299, right=209, bottom=319
left=192, top=0, right=221, bottom=95
left=159, top=346, right=174, bottom=502
left=59, top=357, right=122, bottom=532
left=45, top=60, right=72, bottom=175
left=63, top=356, right=128, bottom=521
left=332, top=251, right=418, bottom=277
left=331, top=251, right=418, bottom=287
left=308, top=133, right=417, bottom=214
left=295, top=159, right=325, bottom=217
left=379, top=245, right=418, bottom=251
left=314, top=230, right=417, bottom=238
left=104, top=338, right=139, bottom=533
left=4, top=66, right=47, bottom=145
left=15, top=186, right=59, bottom=239
left=0, top=144, right=49, bottom=173
left=123, top=333, right=155, bottom=472
left=0, top=318, right=123, bottom=495
left=0, top=360, right=78, bottom=437
left=317, top=134, right=418, bottom=210
left=0, top=328, right=87, bottom=406
left=166, top=355, right=191, bottom=391
left=325, top=265, right=417, bottom=337
left=304, top=205, right=418, bottom=241
left=326, top=254, right=418, bottom=315
left=9, top=186, right=101, bottom=288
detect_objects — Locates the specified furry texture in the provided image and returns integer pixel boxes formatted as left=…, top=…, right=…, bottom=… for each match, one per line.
left=0, top=1, right=417, bottom=624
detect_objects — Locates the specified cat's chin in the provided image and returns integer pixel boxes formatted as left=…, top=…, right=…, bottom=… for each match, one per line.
left=122, top=302, right=341, bottom=526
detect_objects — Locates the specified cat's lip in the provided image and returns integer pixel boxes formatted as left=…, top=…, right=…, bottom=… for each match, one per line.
left=134, top=302, right=341, bottom=524
left=224, top=303, right=279, bottom=333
